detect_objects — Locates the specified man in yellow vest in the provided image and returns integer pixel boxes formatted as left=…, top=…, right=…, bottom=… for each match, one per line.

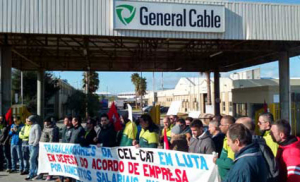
left=213, top=115, right=235, bottom=181
left=258, top=112, right=278, bottom=157
left=19, top=118, right=32, bottom=175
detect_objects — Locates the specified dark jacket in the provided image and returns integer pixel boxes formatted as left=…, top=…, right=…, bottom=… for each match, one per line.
left=189, top=131, right=216, bottom=154
left=0, top=124, right=11, bottom=145
left=223, top=142, right=268, bottom=182
left=69, top=125, right=85, bottom=144
left=97, top=123, right=117, bottom=147
left=40, top=123, right=59, bottom=143
left=212, top=132, right=225, bottom=157
left=80, top=129, right=97, bottom=147
left=61, top=125, right=73, bottom=143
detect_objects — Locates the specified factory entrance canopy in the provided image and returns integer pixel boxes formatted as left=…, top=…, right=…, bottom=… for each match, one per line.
left=0, top=0, right=300, bottom=72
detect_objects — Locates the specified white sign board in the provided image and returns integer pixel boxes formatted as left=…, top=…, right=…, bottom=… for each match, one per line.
left=114, top=1, right=225, bottom=32
left=189, top=111, right=201, bottom=118
left=273, top=94, right=279, bottom=103
left=167, top=101, right=181, bottom=116
left=205, top=105, right=214, bottom=114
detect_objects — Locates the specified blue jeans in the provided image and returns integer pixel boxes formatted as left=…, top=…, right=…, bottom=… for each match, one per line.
left=11, top=144, right=24, bottom=171
left=22, top=141, right=30, bottom=172
left=29, top=145, right=39, bottom=178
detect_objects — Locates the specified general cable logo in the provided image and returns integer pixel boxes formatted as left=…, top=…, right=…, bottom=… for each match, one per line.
left=116, top=4, right=136, bottom=25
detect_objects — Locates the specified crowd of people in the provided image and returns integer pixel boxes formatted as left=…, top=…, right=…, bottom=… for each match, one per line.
left=0, top=111, right=300, bottom=182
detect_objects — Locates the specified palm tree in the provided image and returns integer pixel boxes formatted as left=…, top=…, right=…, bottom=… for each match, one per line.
left=131, top=73, right=147, bottom=109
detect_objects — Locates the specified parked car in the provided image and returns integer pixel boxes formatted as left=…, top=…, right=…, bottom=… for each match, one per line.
left=142, top=106, right=153, bottom=113
left=160, top=106, right=169, bottom=113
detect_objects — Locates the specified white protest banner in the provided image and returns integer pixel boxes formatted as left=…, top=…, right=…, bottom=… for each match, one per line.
left=38, top=142, right=219, bottom=182
left=127, top=104, right=133, bottom=122
left=167, top=101, right=181, bottom=116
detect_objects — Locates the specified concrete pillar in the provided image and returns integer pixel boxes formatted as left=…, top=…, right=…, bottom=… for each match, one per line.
left=214, top=70, right=220, bottom=116
left=247, top=103, right=253, bottom=118
left=0, top=47, right=12, bottom=115
left=232, top=103, right=237, bottom=117
left=37, top=69, right=45, bottom=119
left=279, top=52, right=291, bottom=122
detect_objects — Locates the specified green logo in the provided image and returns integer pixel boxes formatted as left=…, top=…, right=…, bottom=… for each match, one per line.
left=116, top=4, right=136, bottom=25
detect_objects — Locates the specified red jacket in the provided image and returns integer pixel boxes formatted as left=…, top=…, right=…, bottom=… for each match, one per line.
left=277, top=137, right=300, bottom=182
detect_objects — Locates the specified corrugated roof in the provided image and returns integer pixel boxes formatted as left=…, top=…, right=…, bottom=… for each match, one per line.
left=0, top=0, right=300, bottom=40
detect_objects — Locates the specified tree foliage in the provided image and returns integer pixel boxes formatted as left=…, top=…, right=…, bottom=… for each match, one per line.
left=82, top=71, right=100, bottom=93
left=12, top=69, right=60, bottom=113
left=66, top=91, right=101, bottom=117
left=131, top=73, right=147, bottom=108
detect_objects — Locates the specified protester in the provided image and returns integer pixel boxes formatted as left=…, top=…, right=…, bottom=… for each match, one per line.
left=171, top=118, right=191, bottom=139
left=133, top=114, right=159, bottom=148
left=80, top=118, right=97, bottom=147
left=119, top=112, right=137, bottom=146
left=9, top=116, right=24, bottom=173
left=170, top=134, right=189, bottom=152
left=0, top=116, right=5, bottom=171
left=208, top=120, right=225, bottom=157
left=236, top=116, right=279, bottom=182
left=94, top=114, right=117, bottom=147
left=34, top=117, right=60, bottom=180
left=0, top=115, right=12, bottom=172
left=61, top=116, right=73, bottom=143
left=271, top=119, right=300, bottom=182
left=201, top=113, right=214, bottom=128
left=69, top=116, right=85, bottom=144
left=94, top=116, right=101, bottom=135
left=19, top=118, right=32, bottom=175
left=189, top=119, right=215, bottom=154
left=56, top=116, right=73, bottom=182
left=160, top=116, right=172, bottom=147
left=185, top=117, right=193, bottom=126
left=237, top=117, right=262, bottom=140
left=213, top=115, right=235, bottom=181
left=25, top=115, right=41, bottom=181
left=223, top=124, right=268, bottom=182
left=258, top=112, right=279, bottom=156
left=169, top=115, right=178, bottom=126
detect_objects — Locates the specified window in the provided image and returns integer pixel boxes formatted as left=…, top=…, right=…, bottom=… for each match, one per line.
left=222, top=102, right=226, bottom=112
left=229, top=102, right=233, bottom=112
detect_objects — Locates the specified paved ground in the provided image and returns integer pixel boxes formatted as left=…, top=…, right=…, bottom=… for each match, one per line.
left=0, top=171, right=60, bottom=182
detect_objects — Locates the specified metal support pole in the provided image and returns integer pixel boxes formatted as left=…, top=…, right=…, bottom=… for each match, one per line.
left=37, top=69, right=45, bottom=119
left=214, top=70, right=220, bottom=116
left=279, top=52, right=291, bottom=122
left=0, top=47, right=12, bottom=115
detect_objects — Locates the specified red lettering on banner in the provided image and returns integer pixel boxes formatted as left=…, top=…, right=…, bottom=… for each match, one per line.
left=107, top=160, right=113, bottom=171
left=119, top=161, right=124, bottom=172
left=149, top=164, right=155, bottom=178
left=92, top=159, right=101, bottom=170
left=47, top=154, right=56, bottom=162
left=161, top=167, right=168, bottom=180
left=92, top=158, right=124, bottom=173
left=56, top=154, right=78, bottom=165
left=142, top=164, right=189, bottom=182
left=143, top=164, right=149, bottom=177
left=80, top=157, right=88, bottom=168
left=128, top=162, right=140, bottom=175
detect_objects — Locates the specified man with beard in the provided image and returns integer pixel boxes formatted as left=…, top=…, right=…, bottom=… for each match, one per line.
left=270, top=119, right=300, bottom=182
left=94, top=114, right=117, bottom=147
